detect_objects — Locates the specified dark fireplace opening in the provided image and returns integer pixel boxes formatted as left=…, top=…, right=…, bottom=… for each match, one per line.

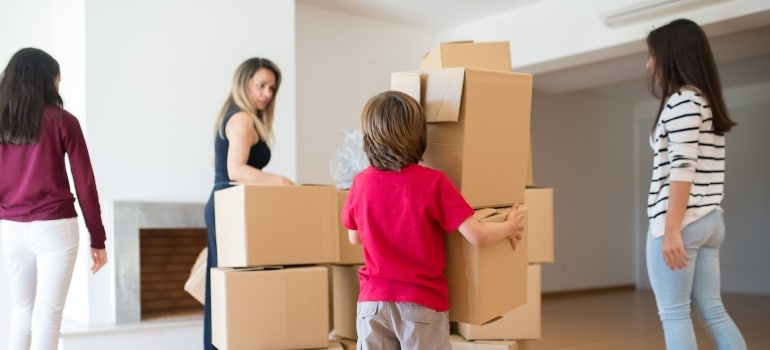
left=139, top=228, right=207, bottom=320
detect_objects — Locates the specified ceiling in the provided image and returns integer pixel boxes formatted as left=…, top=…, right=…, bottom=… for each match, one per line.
left=298, top=0, right=770, bottom=102
left=298, top=0, right=543, bottom=31
left=544, top=23, right=770, bottom=102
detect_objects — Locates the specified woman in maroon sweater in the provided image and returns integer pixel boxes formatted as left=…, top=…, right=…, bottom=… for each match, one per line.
left=0, top=48, right=107, bottom=350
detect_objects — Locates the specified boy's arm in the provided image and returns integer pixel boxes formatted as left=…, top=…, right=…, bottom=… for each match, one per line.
left=348, top=230, right=361, bottom=245
left=456, top=203, right=523, bottom=248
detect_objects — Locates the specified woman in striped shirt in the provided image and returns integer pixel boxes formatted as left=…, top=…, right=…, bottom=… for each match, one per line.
left=644, top=19, right=746, bottom=350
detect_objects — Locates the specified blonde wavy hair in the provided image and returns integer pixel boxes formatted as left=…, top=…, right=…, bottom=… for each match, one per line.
left=214, top=57, right=281, bottom=147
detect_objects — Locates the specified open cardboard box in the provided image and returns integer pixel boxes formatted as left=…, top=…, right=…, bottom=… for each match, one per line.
left=391, top=68, right=532, bottom=208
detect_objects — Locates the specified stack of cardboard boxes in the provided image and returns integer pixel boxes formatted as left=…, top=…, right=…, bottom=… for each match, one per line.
left=187, top=40, right=554, bottom=350
left=392, top=41, right=556, bottom=349
left=209, top=184, right=358, bottom=349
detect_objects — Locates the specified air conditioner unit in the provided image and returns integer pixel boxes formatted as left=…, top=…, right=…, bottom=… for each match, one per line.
left=599, top=0, right=704, bottom=25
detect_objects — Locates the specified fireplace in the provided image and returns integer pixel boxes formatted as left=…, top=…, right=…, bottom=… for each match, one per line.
left=113, top=201, right=206, bottom=323
left=139, top=228, right=207, bottom=320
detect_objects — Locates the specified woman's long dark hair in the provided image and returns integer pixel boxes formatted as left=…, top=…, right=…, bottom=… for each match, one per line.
left=0, top=48, right=63, bottom=144
left=646, top=18, right=735, bottom=134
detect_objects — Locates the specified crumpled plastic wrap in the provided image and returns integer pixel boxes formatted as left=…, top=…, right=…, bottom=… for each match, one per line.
left=329, top=129, right=368, bottom=189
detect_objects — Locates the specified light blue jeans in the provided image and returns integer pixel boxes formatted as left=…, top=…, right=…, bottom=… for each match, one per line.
left=646, top=209, right=747, bottom=350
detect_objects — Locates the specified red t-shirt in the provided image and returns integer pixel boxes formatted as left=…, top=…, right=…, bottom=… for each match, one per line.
left=0, top=105, right=106, bottom=249
left=342, top=164, right=473, bottom=311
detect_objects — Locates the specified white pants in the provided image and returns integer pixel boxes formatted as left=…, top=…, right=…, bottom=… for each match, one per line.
left=0, top=218, right=79, bottom=350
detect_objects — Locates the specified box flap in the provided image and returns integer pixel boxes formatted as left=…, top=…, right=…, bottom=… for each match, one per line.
left=390, top=71, right=421, bottom=105
left=420, top=41, right=511, bottom=71
left=422, top=68, right=464, bottom=123
left=472, top=208, right=497, bottom=220
left=391, top=68, right=464, bottom=123
left=420, top=41, right=475, bottom=70
left=472, top=207, right=512, bottom=222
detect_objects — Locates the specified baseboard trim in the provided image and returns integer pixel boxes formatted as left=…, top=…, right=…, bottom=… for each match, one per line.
left=542, top=284, right=638, bottom=300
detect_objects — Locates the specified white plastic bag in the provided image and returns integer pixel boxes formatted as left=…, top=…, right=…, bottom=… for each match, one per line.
left=329, top=129, right=368, bottom=189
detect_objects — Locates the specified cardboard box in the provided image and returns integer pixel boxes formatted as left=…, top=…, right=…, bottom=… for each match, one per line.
left=420, top=41, right=511, bottom=71
left=450, top=335, right=521, bottom=350
left=526, top=140, right=534, bottom=187
left=391, top=68, right=532, bottom=208
left=337, top=338, right=357, bottom=350
left=214, top=184, right=337, bottom=267
left=331, top=264, right=363, bottom=340
left=336, top=190, right=364, bottom=264
left=183, top=247, right=207, bottom=304
left=326, top=341, right=344, bottom=350
left=211, top=266, right=329, bottom=350
left=525, top=187, right=554, bottom=263
left=457, top=264, right=542, bottom=340
left=447, top=207, right=528, bottom=325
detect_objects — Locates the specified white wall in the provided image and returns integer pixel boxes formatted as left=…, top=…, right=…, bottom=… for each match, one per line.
left=719, top=83, right=770, bottom=294
left=78, top=0, right=296, bottom=325
left=530, top=90, right=637, bottom=292
left=295, top=4, right=434, bottom=185
left=0, top=0, right=54, bottom=59
left=3, top=0, right=299, bottom=327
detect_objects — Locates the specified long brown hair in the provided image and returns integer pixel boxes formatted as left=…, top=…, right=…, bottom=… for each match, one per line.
left=0, top=48, right=63, bottom=144
left=646, top=18, right=735, bottom=134
left=360, top=90, right=426, bottom=171
left=214, top=57, right=281, bottom=147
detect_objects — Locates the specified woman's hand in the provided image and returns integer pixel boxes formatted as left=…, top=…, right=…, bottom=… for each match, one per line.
left=275, top=175, right=295, bottom=186
left=662, top=230, right=688, bottom=270
left=91, top=248, right=107, bottom=273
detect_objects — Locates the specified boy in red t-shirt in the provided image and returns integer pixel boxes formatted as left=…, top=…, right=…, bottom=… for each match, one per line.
left=341, top=90, right=524, bottom=349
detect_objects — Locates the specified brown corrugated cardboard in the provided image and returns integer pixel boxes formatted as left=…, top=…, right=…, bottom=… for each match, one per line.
left=391, top=69, right=464, bottom=123
left=214, top=184, right=337, bottom=267
left=211, top=266, right=329, bottom=350
left=337, top=338, right=357, bottom=350
left=183, top=247, right=207, bottom=304
left=420, top=41, right=512, bottom=71
left=447, top=206, right=529, bottom=325
left=525, top=188, right=554, bottom=263
left=331, top=264, right=363, bottom=340
left=457, top=264, right=542, bottom=340
left=326, top=340, right=344, bottom=350
left=391, top=68, right=532, bottom=208
left=450, top=335, right=520, bottom=350
left=336, top=190, right=364, bottom=264
left=526, top=139, right=534, bottom=186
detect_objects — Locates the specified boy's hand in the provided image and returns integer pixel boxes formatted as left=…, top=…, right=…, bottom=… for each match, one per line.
left=506, top=203, right=524, bottom=250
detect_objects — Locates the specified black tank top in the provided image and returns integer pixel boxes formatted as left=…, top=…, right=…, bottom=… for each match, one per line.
left=212, top=104, right=271, bottom=188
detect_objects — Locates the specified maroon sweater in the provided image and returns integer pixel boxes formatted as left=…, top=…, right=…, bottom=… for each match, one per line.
left=0, top=104, right=106, bottom=249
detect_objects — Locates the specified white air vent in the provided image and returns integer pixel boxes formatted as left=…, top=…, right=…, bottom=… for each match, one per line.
left=599, top=0, right=705, bottom=25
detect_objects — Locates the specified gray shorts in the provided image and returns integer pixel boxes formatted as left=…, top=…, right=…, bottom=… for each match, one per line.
left=356, top=301, right=451, bottom=350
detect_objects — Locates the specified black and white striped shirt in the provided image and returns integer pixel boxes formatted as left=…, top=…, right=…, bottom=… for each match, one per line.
left=647, top=87, right=725, bottom=238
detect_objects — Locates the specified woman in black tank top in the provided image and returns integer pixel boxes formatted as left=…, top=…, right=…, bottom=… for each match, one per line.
left=203, top=57, right=293, bottom=350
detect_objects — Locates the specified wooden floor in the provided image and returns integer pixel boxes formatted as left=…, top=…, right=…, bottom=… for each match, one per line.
left=519, top=287, right=769, bottom=350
